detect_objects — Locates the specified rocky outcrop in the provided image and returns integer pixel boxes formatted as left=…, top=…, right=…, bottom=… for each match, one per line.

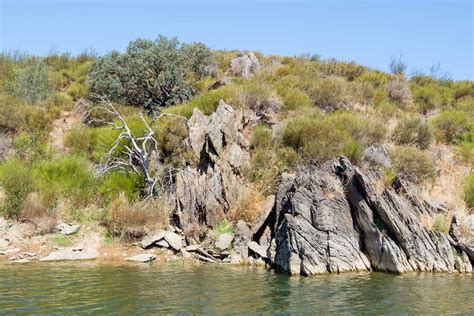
left=175, top=101, right=252, bottom=231
left=268, top=167, right=371, bottom=275
left=260, top=157, right=472, bottom=275
left=229, top=52, right=261, bottom=78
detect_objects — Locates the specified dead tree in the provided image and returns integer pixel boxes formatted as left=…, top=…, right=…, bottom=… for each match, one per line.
left=86, top=95, right=186, bottom=198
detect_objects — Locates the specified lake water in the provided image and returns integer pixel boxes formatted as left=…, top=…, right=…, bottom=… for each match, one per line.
left=0, top=263, right=472, bottom=314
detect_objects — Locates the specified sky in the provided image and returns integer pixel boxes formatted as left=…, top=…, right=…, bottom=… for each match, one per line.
left=1, top=0, right=473, bottom=80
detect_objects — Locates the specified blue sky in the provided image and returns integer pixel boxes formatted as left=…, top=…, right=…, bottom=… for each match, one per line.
left=1, top=0, right=472, bottom=79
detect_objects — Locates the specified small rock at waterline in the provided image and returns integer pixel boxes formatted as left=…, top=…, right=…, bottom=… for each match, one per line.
left=141, top=231, right=165, bottom=249
left=13, top=259, right=30, bottom=264
left=126, top=253, right=156, bottom=263
left=215, top=233, right=233, bottom=251
left=163, top=231, right=183, bottom=251
left=248, top=241, right=268, bottom=259
left=155, top=239, right=170, bottom=248
left=40, top=247, right=98, bottom=261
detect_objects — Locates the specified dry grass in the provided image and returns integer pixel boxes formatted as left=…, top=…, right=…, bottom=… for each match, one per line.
left=20, top=193, right=57, bottom=235
left=103, top=193, right=170, bottom=240
left=227, top=184, right=267, bottom=225
left=419, top=144, right=471, bottom=217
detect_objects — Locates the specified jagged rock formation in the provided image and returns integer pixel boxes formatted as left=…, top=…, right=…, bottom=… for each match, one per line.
left=228, top=52, right=261, bottom=78
left=174, top=100, right=252, bottom=232
left=259, top=157, right=472, bottom=275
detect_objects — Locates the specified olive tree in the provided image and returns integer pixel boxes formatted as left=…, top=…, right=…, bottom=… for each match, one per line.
left=89, top=36, right=215, bottom=112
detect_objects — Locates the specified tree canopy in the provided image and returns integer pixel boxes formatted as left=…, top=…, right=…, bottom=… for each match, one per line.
left=89, top=36, right=215, bottom=111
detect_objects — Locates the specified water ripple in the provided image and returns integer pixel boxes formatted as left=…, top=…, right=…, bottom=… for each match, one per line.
left=0, top=263, right=472, bottom=314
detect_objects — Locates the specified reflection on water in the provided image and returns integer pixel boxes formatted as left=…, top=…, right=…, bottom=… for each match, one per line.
left=0, top=263, right=472, bottom=314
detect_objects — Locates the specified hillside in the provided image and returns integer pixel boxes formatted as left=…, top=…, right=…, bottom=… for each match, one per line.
left=0, top=36, right=472, bottom=272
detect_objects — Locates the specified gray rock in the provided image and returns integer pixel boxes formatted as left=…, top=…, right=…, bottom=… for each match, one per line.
left=362, top=144, right=391, bottom=169
left=248, top=241, right=268, bottom=260
left=233, top=220, right=251, bottom=258
left=163, top=231, right=183, bottom=251
left=155, top=240, right=170, bottom=248
left=24, top=252, right=36, bottom=257
left=464, top=215, right=474, bottom=231
left=141, top=231, right=165, bottom=249
left=229, top=52, right=260, bottom=78
left=184, top=245, right=200, bottom=252
left=269, top=157, right=461, bottom=276
left=175, top=101, right=250, bottom=231
left=181, top=249, right=192, bottom=259
left=40, top=247, right=99, bottom=261
left=126, top=253, right=156, bottom=263
left=187, top=108, right=210, bottom=156
left=252, top=195, right=275, bottom=240
left=215, top=233, right=233, bottom=251
left=13, top=258, right=30, bottom=264
left=56, top=223, right=81, bottom=235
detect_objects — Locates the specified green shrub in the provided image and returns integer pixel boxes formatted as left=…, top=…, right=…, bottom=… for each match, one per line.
left=431, top=110, right=470, bottom=143
left=12, top=132, right=49, bottom=163
left=327, top=111, right=386, bottom=146
left=64, top=127, right=94, bottom=155
left=393, top=115, right=433, bottom=149
left=165, top=87, right=233, bottom=118
left=433, top=214, right=449, bottom=233
left=281, top=112, right=363, bottom=162
left=11, top=59, right=52, bottom=104
left=279, top=88, right=312, bottom=112
left=98, top=171, right=143, bottom=204
left=33, top=155, right=96, bottom=208
left=305, top=76, right=350, bottom=110
left=464, top=173, right=474, bottom=208
left=251, top=124, right=273, bottom=149
left=455, top=96, right=474, bottom=114
left=390, top=146, right=436, bottom=183
left=0, top=159, right=35, bottom=218
left=456, top=142, right=474, bottom=166
left=212, top=219, right=234, bottom=235
left=412, top=84, right=453, bottom=114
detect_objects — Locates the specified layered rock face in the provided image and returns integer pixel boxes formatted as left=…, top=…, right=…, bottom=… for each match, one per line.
left=265, top=157, right=472, bottom=275
left=175, top=100, right=252, bottom=231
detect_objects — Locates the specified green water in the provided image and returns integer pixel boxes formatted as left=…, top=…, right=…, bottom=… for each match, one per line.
left=0, top=263, right=472, bottom=314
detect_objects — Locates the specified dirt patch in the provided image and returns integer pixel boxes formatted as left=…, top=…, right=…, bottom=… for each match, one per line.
left=50, top=111, right=82, bottom=152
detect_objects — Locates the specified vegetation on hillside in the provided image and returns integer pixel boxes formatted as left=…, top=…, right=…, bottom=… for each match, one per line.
left=0, top=35, right=472, bottom=235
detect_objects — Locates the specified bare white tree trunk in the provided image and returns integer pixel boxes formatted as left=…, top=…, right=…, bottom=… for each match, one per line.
left=85, top=94, right=186, bottom=198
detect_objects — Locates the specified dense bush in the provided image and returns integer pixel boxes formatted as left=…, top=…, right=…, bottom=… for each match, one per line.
left=104, top=193, right=170, bottom=240
left=33, top=156, right=96, bottom=208
left=386, top=76, right=412, bottom=106
left=281, top=112, right=361, bottom=162
left=464, top=173, right=474, bottom=208
left=411, top=84, right=453, bottom=114
left=10, top=59, right=52, bottom=104
left=393, top=115, right=433, bottom=149
left=251, top=124, right=273, bottom=149
left=90, top=36, right=215, bottom=111
left=390, top=146, right=436, bottom=183
left=0, top=159, right=35, bottom=219
left=431, top=110, right=471, bottom=143
left=98, top=171, right=143, bottom=204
